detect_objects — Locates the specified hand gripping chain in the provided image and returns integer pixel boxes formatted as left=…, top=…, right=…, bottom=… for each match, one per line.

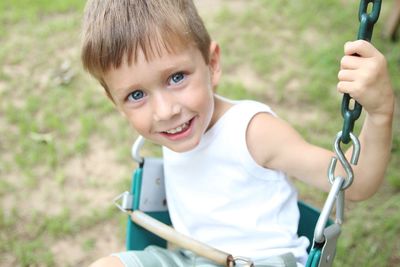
left=307, top=2, right=382, bottom=267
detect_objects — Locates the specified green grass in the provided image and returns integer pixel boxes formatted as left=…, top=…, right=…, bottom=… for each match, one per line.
left=0, top=1, right=399, bottom=266
left=0, top=0, right=84, bottom=24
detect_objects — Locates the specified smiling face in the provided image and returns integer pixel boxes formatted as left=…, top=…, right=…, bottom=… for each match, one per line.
left=103, top=43, right=221, bottom=152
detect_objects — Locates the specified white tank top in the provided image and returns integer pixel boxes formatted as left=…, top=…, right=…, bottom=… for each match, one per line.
left=163, top=100, right=309, bottom=264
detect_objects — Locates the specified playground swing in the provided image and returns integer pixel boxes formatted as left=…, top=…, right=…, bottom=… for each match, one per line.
left=113, top=1, right=381, bottom=266
left=115, top=136, right=334, bottom=267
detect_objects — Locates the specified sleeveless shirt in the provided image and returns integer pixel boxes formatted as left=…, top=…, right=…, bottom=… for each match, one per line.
left=163, top=100, right=309, bottom=264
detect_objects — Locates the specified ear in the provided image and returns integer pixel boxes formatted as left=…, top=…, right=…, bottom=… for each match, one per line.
left=208, top=41, right=222, bottom=91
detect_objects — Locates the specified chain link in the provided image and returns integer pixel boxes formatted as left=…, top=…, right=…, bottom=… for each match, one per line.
left=340, top=0, right=381, bottom=144
left=332, top=0, right=381, bottom=191
left=311, top=1, right=382, bottom=264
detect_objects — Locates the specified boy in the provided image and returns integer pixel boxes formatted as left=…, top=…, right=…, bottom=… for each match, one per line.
left=81, top=0, right=394, bottom=266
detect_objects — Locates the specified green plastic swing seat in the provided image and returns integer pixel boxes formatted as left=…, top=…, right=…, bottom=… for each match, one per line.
left=118, top=137, right=335, bottom=266
left=126, top=201, right=325, bottom=253
left=125, top=164, right=332, bottom=253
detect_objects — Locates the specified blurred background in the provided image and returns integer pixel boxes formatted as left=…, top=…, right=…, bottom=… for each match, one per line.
left=0, top=0, right=399, bottom=266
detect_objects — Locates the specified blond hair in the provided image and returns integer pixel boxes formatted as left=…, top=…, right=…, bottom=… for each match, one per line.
left=81, top=0, right=211, bottom=87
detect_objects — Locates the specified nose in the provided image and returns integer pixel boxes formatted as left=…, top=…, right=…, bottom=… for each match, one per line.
left=152, top=91, right=181, bottom=121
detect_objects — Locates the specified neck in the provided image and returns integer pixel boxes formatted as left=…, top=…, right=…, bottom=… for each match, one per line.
left=207, top=94, right=233, bottom=131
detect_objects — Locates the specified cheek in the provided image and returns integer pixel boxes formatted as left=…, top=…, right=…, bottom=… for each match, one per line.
left=122, top=109, right=151, bottom=134
left=184, top=84, right=214, bottom=129
left=184, top=83, right=213, bottom=114
left=186, top=72, right=214, bottom=110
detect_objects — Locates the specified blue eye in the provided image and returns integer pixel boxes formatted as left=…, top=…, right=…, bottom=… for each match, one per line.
left=169, top=72, right=185, bottom=85
left=127, top=90, right=145, bottom=102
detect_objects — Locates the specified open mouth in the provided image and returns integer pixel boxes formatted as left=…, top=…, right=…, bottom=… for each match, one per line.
left=163, top=120, right=191, bottom=134
left=161, top=118, right=194, bottom=138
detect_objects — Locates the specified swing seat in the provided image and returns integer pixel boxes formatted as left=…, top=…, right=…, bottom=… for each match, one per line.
left=127, top=200, right=325, bottom=253
left=111, top=136, right=337, bottom=267
left=120, top=156, right=332, bottom=253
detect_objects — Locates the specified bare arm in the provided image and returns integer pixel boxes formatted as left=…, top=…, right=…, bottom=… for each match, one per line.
left=338, top=40, right=394, bottom=200
left=345, top=113, right=393, bottom=200
left=247, top=41, right=394, bottom=201
left=247, top=113, right=334, bottom=194
left=246, top=111, right=392, bottom=201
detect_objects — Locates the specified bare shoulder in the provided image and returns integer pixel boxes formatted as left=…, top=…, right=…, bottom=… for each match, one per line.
left=89, top=256, right=125, bottom=267
left=246, top=111, right=335, bottom=191
left=246, top=112, right=306, bottom=169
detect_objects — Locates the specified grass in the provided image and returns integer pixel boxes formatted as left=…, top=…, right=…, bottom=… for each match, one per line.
left=0, top=1, right=399, bottom=266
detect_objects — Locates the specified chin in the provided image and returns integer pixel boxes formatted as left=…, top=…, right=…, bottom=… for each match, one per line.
left=164, top=138, right=201, bottom=153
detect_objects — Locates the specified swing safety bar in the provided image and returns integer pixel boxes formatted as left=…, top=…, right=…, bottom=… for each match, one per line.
left=129, top=210, right=237, bottom=267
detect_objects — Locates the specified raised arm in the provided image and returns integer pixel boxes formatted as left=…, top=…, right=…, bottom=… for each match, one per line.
left=338, top=40, right=394, bottom=200
left=246, top=41, right=394, bottom=201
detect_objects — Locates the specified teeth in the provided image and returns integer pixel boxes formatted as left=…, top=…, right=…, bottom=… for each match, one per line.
left=165, top=122, right=189, bottom=134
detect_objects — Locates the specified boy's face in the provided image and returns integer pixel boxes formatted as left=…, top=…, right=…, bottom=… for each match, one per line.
left=103, top=43, right=221, bottom=152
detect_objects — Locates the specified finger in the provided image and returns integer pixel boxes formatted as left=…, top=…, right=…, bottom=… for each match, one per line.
left=337, top=81, right=358, bottom=95
left=338, top=69, right=356, bottom=82
left=340, top=55, right=365, bottom=70
left=344, top=40, right=377, bottom=58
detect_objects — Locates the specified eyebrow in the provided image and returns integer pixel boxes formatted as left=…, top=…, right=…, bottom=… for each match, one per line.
left=113, top=82, right=141, bottom=99
left=119, top=82, right=140, bottom=92
left=113, top=53, right=195, bottom=97
left=160, top=63, right=188, bottom=77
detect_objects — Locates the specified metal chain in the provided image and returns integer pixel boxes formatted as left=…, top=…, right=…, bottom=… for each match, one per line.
left=326, top=0, right=381, bottom=225
left=330, top=0, right=381, bottom=190
left=310, top=2, right=383, bottom=265
left=340, top=0, right=381, bottom=144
